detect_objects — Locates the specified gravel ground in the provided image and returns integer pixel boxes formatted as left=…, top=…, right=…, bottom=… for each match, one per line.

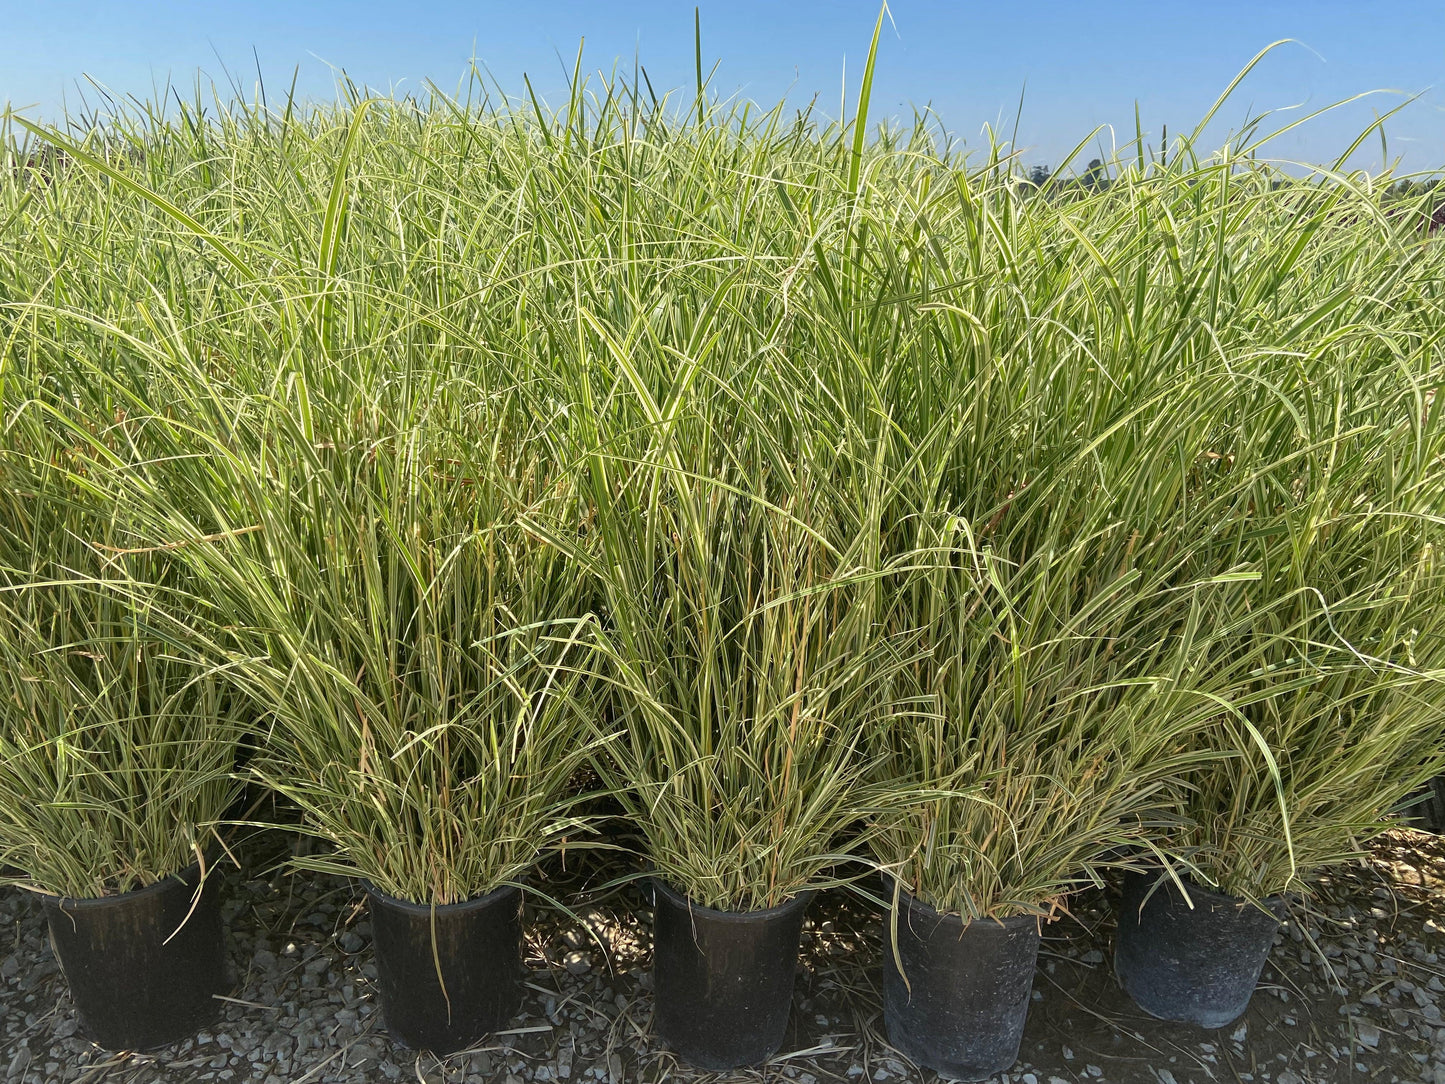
left=5, top=830, right=1445, bottom=1083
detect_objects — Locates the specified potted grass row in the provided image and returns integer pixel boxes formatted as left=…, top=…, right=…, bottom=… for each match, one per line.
left=2, top=54, right=1445, bottom=1078
left=1, top=428, right=1442, bottom=1072
left=3, top=471, right=1441, bottom=1072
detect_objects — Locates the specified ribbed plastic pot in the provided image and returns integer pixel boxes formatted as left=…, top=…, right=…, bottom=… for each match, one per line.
left=650, top=878, right=813, bottom=1070
left=1409, top=775, right=1445, bottom=833
left=882, top=890, right=1041, bottom=1081
left=365, top=882, right=522, bottom=1053
left=42, top=863, right=227, bottom=1051
left=1114, top=870, right=1286, bottom=1028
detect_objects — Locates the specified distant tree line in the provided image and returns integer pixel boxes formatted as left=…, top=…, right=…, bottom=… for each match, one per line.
left=1017, top=159, right=1110, bottom=194
left=1016, top=160, right=1443, bottom=231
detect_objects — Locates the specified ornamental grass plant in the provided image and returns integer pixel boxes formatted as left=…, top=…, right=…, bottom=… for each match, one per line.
left=572, top=444, right=909, bottom=912
left=0, top=443, right=244, bottom=898
left=842, top=84, right=1445, bottom=919
left=1, top=41, right=1444, bottom=926
left=202, top=406, right=603, bottom=906
left=1105, top=139, right=1445, bottom=902
left=1170, top=556, right=1445, bottom=902
left=1154, top=297, right=1445, bottom=900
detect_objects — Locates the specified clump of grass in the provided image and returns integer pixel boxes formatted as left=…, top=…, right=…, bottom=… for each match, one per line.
left=867, top=520, right=1210, bottom=920
left=188, top=400, right=603, bottom=906
left=573, top=457, right=907, bottom=912
left=0, top=449, right=244, bottom=898
left=1159, top=359, right=1445, bottom=898
left=1173, top=572, right=1445, bottom=900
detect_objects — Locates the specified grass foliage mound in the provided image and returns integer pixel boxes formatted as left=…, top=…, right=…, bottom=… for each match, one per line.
left=2, top=45, right=1444, bottom=912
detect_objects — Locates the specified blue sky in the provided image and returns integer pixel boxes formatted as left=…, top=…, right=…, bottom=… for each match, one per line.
left=3, top=1, right=1443, bottom=173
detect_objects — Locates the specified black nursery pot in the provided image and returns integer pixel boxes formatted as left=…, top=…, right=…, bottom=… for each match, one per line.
left=1113, top=869, right=1286, bottom=1029
left=365, top=882, right=522, bottom=1053
left=42, top=863, right=227, bottom=1051
left=882, top=890, right=1041, bottom=1082
left=650, top=878, right=814, bottom=1070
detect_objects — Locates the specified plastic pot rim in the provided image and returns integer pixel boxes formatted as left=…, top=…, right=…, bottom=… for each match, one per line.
left=362, top=880, right=521, bottom=917
left=1126, top=870, right=1288, bottom=916
left=42, top=860, right=206, bottom=911
left=649, top=877, right=815, bottom=922
left=884, top=880, right=1046, bottom=932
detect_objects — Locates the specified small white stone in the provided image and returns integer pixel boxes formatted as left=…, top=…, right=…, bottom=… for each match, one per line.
left=562, top=950, right=591, bottom=975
